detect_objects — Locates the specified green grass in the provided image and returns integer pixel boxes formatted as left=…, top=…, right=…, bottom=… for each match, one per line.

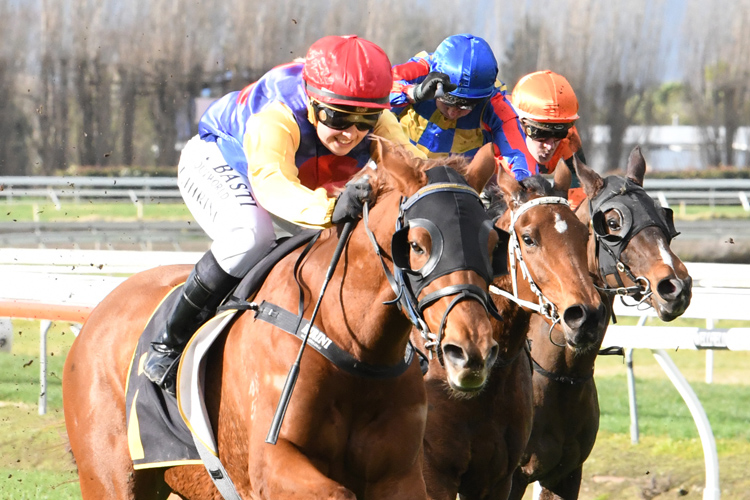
left=671, top=204, right=750, bottom=220
left=0, top=468, right=81, bottom=500
left=0, top=321, right=82, bottom=499
left=1, top=199, right=191, bottom=223
left=0, top=322, right=72, bottom=408
left=596, top=371, right=750, bottom=440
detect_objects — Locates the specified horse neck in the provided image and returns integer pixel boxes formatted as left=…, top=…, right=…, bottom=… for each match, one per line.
left=330, top=199, right=414, bottom=367
left=490, top=274, right=533, bottom=357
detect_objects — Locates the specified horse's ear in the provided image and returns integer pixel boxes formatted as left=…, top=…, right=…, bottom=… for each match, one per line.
left=573, top=155, right=603, bottom=199
left=625, top=145, right=646, bottom=186
left=552, top=161, right=572, bottom=194
left=496, top=159, right=522, bottom=207
left=374, top=137, right=427, bottom=197
left=464, top=143, right=496, bottom=194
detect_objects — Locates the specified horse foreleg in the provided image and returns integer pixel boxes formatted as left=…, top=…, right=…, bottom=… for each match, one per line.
left=258, top=440, right=357, bottom=500
left=539, top=466, right=583, bottom=500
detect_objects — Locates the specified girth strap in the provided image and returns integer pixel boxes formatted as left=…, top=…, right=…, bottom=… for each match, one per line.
left=254, top=301, right=415, bottom=379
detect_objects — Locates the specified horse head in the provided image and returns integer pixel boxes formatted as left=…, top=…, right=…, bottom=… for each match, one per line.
left=378, top=142, right=507, bottom=392
left=575, top=146, right=692, bottom=321
left=505, top=148, right=692, bottom=500
left=490, top=161, right=607, bottom=351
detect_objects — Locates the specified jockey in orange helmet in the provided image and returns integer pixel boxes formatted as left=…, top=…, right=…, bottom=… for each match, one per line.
left=143, top=35, right=424, bottom=396
left=511, top=70, right=587, bottom=208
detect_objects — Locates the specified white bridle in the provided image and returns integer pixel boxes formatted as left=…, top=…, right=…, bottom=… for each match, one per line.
left=489, top=196, right=570, bottom=324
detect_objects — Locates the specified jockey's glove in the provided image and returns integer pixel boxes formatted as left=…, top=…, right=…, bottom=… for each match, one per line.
left=412, top=72, right=457, bottom=103
left=332, top=175, right=374, bottom=224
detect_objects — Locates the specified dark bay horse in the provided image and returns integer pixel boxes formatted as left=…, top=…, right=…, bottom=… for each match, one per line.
left=414, top=162, right=608, bottom=500
left=63, top=142, right=506, bottom=500
left=509, top=146, right=693, bottom=500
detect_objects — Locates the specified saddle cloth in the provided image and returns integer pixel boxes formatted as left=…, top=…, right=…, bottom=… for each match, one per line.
left=125, top=285, right=204, bottom=469
left=125, top=230, right=318, bottom=469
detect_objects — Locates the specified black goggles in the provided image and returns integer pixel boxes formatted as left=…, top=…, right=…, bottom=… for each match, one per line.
left=523, top=120, right=571, bottom=141
left=312, top=102, right=381, bottom=131
left=437, top=94, right=483, bottom=111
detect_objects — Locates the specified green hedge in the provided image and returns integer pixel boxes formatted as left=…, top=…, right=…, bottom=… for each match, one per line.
left=645, top=166, right=750, bottom=179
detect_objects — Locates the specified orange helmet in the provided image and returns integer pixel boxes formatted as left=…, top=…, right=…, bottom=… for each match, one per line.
left=303, top=35, right=393, bottom=110
left=511, top=70, right=579, bottom=123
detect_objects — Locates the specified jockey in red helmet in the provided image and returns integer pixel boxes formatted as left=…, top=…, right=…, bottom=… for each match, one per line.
left=143, top=35, right=424, bottom=396
left=511, top=70, right=587, bottom=208
left=390, top=34, right=536, bottom=182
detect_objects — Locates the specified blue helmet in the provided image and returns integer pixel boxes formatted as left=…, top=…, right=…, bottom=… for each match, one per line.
left=432, top=34, right=498, bottom=100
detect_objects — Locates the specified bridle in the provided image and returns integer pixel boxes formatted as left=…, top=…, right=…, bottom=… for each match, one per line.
left=490, top=195, right=570, bottom=339
left=364, top=166, right=509, bottom=365
left=588, top=176, right=680, bottom=309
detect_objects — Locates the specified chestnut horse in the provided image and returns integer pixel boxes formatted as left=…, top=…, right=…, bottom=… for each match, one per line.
left=415, top=163, right=608, bottom=500
left=62, top=143, right=507, bottom=500
left=509, top=146, right=693, bottom=500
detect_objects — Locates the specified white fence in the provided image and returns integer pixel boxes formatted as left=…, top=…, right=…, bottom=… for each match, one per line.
left=2, top=176, right=750, bottom=211
left=0, top=249, right=202, bottom=415
left=0, top=249, right=748, bottom=499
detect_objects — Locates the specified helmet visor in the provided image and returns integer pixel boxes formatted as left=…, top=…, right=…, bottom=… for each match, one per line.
left=312, top=101, right=381, bottom=131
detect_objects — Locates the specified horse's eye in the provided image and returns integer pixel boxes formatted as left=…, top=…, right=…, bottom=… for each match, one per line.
left=521, top=234, right=536, bottom=247
left=606, top=218, right=621, bottom=231
left=410, top=241, right=425, bottom=254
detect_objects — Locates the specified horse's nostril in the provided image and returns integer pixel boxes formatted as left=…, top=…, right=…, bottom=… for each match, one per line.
left=487, top=344, right=499, bottom=367
left=442, top=344, right=467, bottom=368
left=563, top=304, right=587, bottom=330
left=657, top=278, right=681, bottom=300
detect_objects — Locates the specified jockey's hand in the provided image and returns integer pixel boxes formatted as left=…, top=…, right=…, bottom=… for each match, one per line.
left=332, top=175, right=374, bottom=224
left=413, top=72, right=457, bottom=103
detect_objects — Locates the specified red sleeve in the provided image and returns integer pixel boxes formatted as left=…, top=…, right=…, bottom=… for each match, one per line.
left=392, top=58, right=431, bottom=82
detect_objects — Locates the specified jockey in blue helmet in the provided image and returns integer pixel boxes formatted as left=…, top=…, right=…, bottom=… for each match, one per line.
left=432, top=34, right=498, bottom=102
left=391, top=34, right=535, bottom=181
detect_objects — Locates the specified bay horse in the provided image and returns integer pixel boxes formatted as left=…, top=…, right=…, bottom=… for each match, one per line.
left=62, top=142, right=507, bottom=500
left=415, top=162, right=608, bottom=499
left=508, top=146, right=693, bottom=500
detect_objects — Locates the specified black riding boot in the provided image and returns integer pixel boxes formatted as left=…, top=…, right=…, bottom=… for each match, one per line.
left=143, top=251, right=241, bottom=396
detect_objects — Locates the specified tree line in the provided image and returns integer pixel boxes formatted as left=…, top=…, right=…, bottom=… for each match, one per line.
left=2, top=0, right=748, bottom=176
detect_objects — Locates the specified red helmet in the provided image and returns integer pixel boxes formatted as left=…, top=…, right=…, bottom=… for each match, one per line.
left=303, top=35, right=393, bottom=110
left=511, top=70, right=579, bottom=123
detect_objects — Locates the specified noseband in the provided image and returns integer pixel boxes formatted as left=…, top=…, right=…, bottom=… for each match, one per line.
left=589, top=176, right=680, bottom=306
left=365, top=166, right=509, bottom=364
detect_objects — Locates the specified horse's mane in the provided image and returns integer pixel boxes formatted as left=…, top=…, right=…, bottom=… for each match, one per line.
left=353, top=140, right=472, bottom=200
left=486, top=174, right=564, bottom=220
